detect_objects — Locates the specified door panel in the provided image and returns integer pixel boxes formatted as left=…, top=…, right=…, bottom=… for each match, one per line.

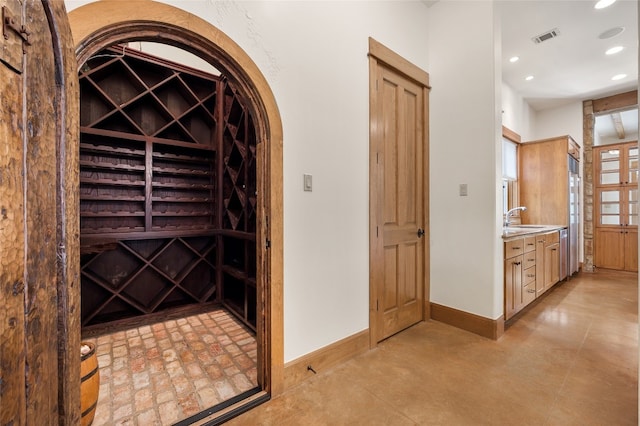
left=624, top=230, right=638, bottom=272
left=376, top=64, right=425, bottom=341
left=595, top=228, right=625, bottom=270
left=0, top=1, right=80, bottom=423
left=0, top=0, right=28, bottom=420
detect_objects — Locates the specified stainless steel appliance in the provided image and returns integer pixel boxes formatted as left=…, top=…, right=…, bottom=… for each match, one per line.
left=559, top=228, right=568, bottom=280
left=568, top=156, right=580, bottom=276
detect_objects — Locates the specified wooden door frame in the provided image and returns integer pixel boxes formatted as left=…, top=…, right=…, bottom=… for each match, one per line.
left=67, top=0, right=284, bottom=405
left=368, top=38, right=430, bottom=347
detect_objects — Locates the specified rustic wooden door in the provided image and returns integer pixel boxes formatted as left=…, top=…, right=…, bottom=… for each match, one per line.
left=0, top=0, right=80, bottom=423
left=369, top=39, right=429, bottom=344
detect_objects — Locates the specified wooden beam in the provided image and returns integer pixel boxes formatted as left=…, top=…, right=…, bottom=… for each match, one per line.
left=610, top=112, right=626, bottom=139
left=592, top=90, right=638, bottom=113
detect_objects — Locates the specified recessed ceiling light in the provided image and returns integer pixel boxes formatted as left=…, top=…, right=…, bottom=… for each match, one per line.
left=509, top=56, right=519, bottom=63
left=595, top=0, right=616, bottom=9
left=606, top=46, right=624, bottom=55
left=599, top=26, right=625, bottom=39
left=525, top=75, right=534, bottom=81
left=612, top=74, right=627, bottom=81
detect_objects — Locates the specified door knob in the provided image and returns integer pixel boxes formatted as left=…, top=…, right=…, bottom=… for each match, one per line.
left=417, top=228, right=425, bottom=238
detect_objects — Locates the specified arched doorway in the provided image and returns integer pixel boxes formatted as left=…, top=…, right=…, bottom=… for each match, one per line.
left=67, top=1, right=283, bottom=422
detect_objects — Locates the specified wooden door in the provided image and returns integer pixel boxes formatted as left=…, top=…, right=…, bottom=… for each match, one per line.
left=0, top=1, right=80, bottom=423
left=369, top=39, right=429, bottom=343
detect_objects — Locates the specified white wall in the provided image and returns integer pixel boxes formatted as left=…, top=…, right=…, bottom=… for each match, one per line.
left=427, top=2, right=504, bottom=319
left=533, top=101, right=583, bottom=145
left=502, top=82, right=535, bottom=140
left=66, top=0, right=432, bottom=362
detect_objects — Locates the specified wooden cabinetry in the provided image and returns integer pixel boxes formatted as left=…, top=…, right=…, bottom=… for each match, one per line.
left=519, top=135, right=579, bottom=225
left=504, top=236, right=537, bottom=320
left=504, top=239, right=523, bottom=320
left=594, top=142, right=638, bottom=272
left=543, top=231, right=560, bottom=290
left=504, top=230, right=561, bottom=321
left=79, top=47, right=257, bottom=330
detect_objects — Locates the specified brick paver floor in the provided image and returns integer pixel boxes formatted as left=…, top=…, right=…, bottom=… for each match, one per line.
left=83, top=308, right=258, bottom=425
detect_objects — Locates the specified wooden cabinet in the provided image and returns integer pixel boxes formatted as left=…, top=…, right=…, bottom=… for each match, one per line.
left=519, top=135, right=579, bottom=226
left=544, top=231, right=560, bottom=291
left=594, top=142, right=638, bottom=272
left=532, top=231, right=560, bottom=296
left=595, top=227, right=637, bottom=271
left=504, top=236, right=534, bottom=320
left=79, top=47, right=258, bottom=330
left=504, top=245, right=523, bottom=320
left=504, top=230, right=561, bottom=320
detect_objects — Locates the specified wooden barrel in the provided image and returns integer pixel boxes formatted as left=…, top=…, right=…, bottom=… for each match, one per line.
left=80, top=343, right=100, bottom=426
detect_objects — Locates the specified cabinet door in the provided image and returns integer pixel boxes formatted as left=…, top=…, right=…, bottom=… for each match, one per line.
left=624, top=145, right=638, bottom=185
left=624, top=229, right=638, bottom=272
left=597, top=147, right=622, bottom=186
left=505, top=255, right=522, bottom=320
left=595, top=228, right=625, bottom=270
left=535, top=237, right=545, bottom=296
left=594, top=143, right=638, bottom=272
left=544, top=243, right=560, bottom=289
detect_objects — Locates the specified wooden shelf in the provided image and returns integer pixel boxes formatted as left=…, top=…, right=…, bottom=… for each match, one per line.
left=79, top=46, right=257, bottom=330
left=152, top=182, right=214, bottom=190
left=152, top=166, right=210, bottom=176
left=80, top=142, right=145, bottom=157
left=80, top=160, right=145, bottom=172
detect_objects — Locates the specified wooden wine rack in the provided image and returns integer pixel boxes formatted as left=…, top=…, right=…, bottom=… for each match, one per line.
left=79, top=47, right=257, bottom=330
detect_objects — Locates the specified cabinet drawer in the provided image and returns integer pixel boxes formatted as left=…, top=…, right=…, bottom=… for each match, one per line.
left=505, top=238, right=524, bottom=258
left=523, top=281, right=536, bottom=305
left=524, top=236, right=536, bottom=253
left=523, top=266, right=536, bottom=285
left=523, top=252, right=536, bottom=270
left=544, top=231, right=559, bottom=245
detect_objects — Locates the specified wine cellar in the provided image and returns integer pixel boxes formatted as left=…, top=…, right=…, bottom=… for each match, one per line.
left=79, top=46, right=257, bottom=331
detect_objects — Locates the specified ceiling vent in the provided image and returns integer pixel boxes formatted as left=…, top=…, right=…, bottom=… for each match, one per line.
left=532, top=28, right=560, bottom=44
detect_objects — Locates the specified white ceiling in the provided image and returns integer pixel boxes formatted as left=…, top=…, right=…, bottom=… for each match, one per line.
left=501, top=0, right=637, bottom=110
left=499, top=0, right=638, bottom=142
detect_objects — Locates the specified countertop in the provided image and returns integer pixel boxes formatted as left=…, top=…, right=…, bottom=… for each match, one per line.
left=502, top=225, right=565, bottom=240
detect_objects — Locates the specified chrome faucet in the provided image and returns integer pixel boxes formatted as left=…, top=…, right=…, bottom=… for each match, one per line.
left=505, top=206, right=527, bottom=227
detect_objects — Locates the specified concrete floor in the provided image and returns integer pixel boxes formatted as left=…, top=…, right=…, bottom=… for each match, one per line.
left=229, top=270, right=638, bottom=425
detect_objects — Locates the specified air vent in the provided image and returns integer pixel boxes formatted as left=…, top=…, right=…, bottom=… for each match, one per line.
left=532, top=28, right=560, bottom=44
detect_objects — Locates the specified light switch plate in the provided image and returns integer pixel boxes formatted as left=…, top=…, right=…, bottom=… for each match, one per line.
left=459, top=183, right=468, bottom=196
left=304, top=174, right=313, bottom=191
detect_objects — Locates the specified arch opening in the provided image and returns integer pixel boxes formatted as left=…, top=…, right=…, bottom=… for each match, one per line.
left=68, top=2, right=283, bottom=422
